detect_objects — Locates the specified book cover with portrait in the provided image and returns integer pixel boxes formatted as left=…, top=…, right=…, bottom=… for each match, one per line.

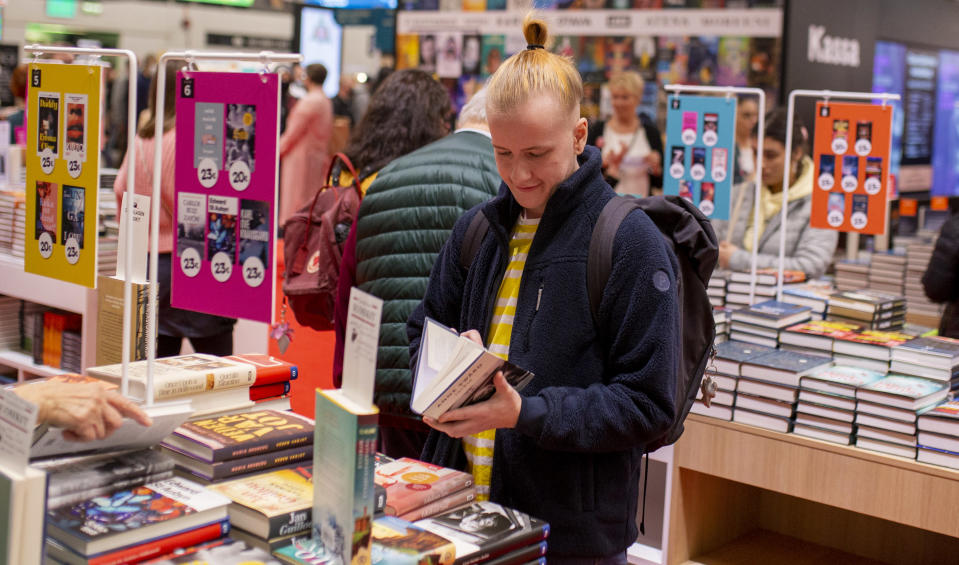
left=225, top=104, right=256, bottom=172
left=61, top=185, right=85, bottom=248
left=35, top=180, right=58, bottom=239
left=206, top=196, right=237, bottom=263
left=177, top=193, right=206, bottom=257
left=37, top=92, right=60, bottom=156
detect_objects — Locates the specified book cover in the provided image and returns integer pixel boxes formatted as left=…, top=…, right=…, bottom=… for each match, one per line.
left=163, top=409, right=313, bottom=463
left=86, top=353, right=256, bottom=401
left=208, top=465, right=313, bottom=539
left=741, top=349, right=833, bottom=377
left=414, top=501, right=550, bottom=565
left=730, top=300, right=812, bottom=328
left=833, top=328, right=915, bottom=351
left=411, top=318, right=534, bottom=420
left=828, top=290, right=905, bottom=312
left=47, top=471, right=175, bottom=510
left=712, top=340, right=777, bottom=375
left=857, top=375, right=949, bottom=410
left=800, top=365, right=885, bottom=393
left=397, top=487, right=478, bottom=523
left=46, top=477, right=230, bottom=556
left=37, top=448, right=174, bottom=501
left=250, top=381, right=291, bottom=401
left=375, top=457, right=474, bottom=517
left=225, top=353, right=298, bottom=385
left=166, top=443, right=312, bottom=481
left=313, top=388, right=378, bottom=565
left=95, top=275, right=149, bottom=365
left=783, top=319, right=861, bottom=339
left=892, top=336, right=959, bottom=369
left=370, top=515, right=456, bottom=565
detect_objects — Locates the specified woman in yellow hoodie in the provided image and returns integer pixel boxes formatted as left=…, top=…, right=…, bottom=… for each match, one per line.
left=718, top=108, right=838, bottom=279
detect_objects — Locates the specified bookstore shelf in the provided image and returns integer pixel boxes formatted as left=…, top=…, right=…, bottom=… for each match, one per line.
left=0, top=350, right=68, bottom=379
left=0, top=253, right=98, bottom=376
left=668, top=415, right=959, bottom=565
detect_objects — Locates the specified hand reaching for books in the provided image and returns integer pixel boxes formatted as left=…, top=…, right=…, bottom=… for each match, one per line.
left=423, top=372, right=522, bottom=438
left=13, top=381, right=153, bottom=441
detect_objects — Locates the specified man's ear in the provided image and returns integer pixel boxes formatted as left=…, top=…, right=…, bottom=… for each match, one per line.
left=573, top=116, right=588, bottom=154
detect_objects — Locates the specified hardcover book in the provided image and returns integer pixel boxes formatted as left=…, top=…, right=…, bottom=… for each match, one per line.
left=832, top=329, right=916, bottom=361
left=414, top=501, right=550, bottom=565
left=856, top=375, right=949, bottom=411
left=780, top=319, right=861, bottom=350
left=162, top=409, right=314, bottom=463
left=375, top=457, right=475, bottom=517
left=732, top=407, right=792, bottom=433
left=793, top=423, right=852, bottom=445
left=207, top=465, right=313, bottom=540
left=738, top=349, right=833, bottom=388
left=224, top=353, right=299, bottom=385
left=828, top=290, right=905, bottom=313
left=411, top=318, right=534, bottom=419
left=397, top=487, right=478, bottom=523
left=730, top=300, right=812, bottom=329
left=729, top=269, right=806, bottom=285
left=800, top=365, right=885, bottom=397
left=36, top=448, right=174, bottom=503
left=163, top=443, right=312, bottom=481
left=917, top=400, right=959, bottom=435
left=46, top=477, right=230, bottom=556
left=370, top=515, right=456, bottom=565
left=712, top=340, right=777, bottom=376
left=891, top=336, right=959, bottom=370
left=86, top=353, right=256, bottom=402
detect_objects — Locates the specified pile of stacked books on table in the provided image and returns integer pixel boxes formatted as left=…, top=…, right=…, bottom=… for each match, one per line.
left=225, top=353, right=298, bottom=412
left=904, top=239, right=944, bottom=322
left=793, top=365, right=884, bottom=445
left=867, top=251, right=907, bottom=296
left=833, top=260, right=869, bottom=291
left=724, top=269, right=805, bottom=308
left=826, top=289, right=906, bottom=331
left=729, top=299, right=812, bottom=348
left=917, top=400, right=959, bottom=470
left=691, top=341, right=777, bottom=422
left=853, top=374, right=950, bottom=459
left=374, top=456, right=478, bottom=523
left=707, top=270, right=728, bottom=308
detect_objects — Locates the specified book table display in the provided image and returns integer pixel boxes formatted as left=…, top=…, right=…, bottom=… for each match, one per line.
left=665, top=414, right=959, bottom=564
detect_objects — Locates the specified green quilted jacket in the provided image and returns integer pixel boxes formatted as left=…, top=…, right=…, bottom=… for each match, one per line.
left=354, top=130, right=501, bottom=421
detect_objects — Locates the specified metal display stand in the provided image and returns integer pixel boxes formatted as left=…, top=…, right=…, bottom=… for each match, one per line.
left=664, top=84, right=767, bottom=304
left=779, top=90, right=901, bottom=301
left=23, top=44, right=139, bottom=396
left=149, top=50, right=301, bottom=405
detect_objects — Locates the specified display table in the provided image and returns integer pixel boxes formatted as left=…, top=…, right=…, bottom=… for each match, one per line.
left=667, top=414, right=959, bottom=564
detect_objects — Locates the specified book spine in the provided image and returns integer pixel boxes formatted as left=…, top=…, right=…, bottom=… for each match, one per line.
left=267, top=507, right=312, bottom=538
left=211, top=444, right=312, bottom=479
left=47, top=471, right=175, bottom=509
left=396, top=487, right=477, bottom=522
left=250, top=381, right=290, bottom=401
left=87, top=519, right=229, bottom=565
left=151, top=364, right=255, bottom=400
left=385, top=474, right=475, bottom=517
left=452, top=525, right=550, bottom=565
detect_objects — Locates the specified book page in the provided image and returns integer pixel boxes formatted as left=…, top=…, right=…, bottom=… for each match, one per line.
left=0, top=389, right=38, bottom=473
left=412, top=319, right=466, bottom=408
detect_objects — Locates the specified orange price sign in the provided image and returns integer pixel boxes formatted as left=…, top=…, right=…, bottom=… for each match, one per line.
left=810, top=101, right=893, bottom=235
left=900, top=198, right=917, bottom=217
left=931, top=196, right=950, bottom=211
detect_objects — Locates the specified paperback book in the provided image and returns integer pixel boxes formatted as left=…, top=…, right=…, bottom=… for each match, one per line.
left=207, top=465, right=313, bottom=540
left=374, top=457, right=475, bottom=517
left=162, top=409, right=314, bottom=463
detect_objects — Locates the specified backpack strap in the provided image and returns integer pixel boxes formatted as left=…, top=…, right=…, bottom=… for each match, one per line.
left=460, top=211, right=490, bottom=271
left=588, top=196, right=640, bottom=325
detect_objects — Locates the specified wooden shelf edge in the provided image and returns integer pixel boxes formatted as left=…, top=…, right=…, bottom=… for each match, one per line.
left=682, top=530, right=885, bottom=565
left=683, top=413, right=959, bottom=482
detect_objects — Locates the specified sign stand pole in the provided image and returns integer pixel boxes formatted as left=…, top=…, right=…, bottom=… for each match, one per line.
left=150, top=50, right=301, bottom=406
left=24, top=44, right=138, bottom=397
left=781, top=90, right=900, bottom=302
left=664, top=84, right=767, bottom=305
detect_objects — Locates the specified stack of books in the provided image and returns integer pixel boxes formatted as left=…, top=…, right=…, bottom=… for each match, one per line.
left=834, top=260, right=870, bottom=291
left=831, top=328, right=916, bottom=375
left=375, top=457, right=478, bottom=523
left=44, top=477, right=232, bottom=565
left=33, top=310, right=82, bottom=371
left=724, top=269, right=805, bottom=308
left=867, top=251, right=907, bottom=296
left=707, top=270, right=728, bottom=308
left=890, top=335, right=959, bottom=389
left=827, top=289, right=906, bottom=331
left=854, top=374, right=951, bottom=459
left=793, top=365, right=884, bottom=445
left=782, top=282, right=833, bottom=319
left=161, top=409, right=314, bottom=485
left=34, top=448, right=175, bottom=510
left=12, top=195, right=24, bottom=258
left=712, top=307, right=730, bottom=344
left=691, top=341, right=776, bottom=421
left=0, top=189, right=24, bottom=256
left=208, top=465, right=315, bottom=553
left=904, top=240, right=944, bottom=321
left=779, top=319, right=861, bottom=357
left=729, top=299, right=812, bottom=348
left=225, top=353, right=298, bottom=411
left=0, top=295, right=20, bottom=351
left=732, top=349, right=833, bottom=433
left=917, top=400, right=959, bottom=470
left=87, top=353, right=259, bottom=416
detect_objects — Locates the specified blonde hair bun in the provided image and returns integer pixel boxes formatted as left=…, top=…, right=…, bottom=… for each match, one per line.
left=523, top=14, right=549, bottom=48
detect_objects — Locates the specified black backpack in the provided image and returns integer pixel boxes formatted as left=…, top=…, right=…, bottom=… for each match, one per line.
left=460, top=194, right=719, bottom=451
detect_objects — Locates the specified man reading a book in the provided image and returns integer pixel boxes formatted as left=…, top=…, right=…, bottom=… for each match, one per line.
left=408, top=13, right=680, bottom=563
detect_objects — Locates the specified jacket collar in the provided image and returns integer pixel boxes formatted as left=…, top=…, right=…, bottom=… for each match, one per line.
left=483, top=146, right=607, bottom=240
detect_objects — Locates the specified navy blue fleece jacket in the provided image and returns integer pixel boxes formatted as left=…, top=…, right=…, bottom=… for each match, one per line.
left=407, top=146, right=681, bottom=557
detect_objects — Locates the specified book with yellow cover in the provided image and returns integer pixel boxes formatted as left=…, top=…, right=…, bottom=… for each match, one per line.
left=208, top=465, right=313, bottom=540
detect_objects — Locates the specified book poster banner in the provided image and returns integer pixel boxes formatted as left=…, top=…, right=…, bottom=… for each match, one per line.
left=173, top=71, right=280, bottom=323
left=25, top=63, right=101, bottom=288
left=663, top=94, right=737, bottom=220
left=810, top=101, right=893, bottom=235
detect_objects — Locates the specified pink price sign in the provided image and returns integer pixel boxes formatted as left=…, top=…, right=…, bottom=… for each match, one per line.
left=171, top=71, right=280, bottom=323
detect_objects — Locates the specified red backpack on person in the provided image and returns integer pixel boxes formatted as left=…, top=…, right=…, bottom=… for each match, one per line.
left=281, top=153, right=363, bottom=330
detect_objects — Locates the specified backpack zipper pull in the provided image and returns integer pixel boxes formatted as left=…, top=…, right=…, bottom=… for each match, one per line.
left=535, top=284, right=543, bottom=311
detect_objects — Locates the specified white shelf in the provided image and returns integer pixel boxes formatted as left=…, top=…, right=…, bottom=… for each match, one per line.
left=0, top=254, right=90, bottom=314
left=0, top=350, right=68, bottom=379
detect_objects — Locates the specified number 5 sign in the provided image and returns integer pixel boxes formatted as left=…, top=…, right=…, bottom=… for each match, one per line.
left=172, top=71, right=280, bottom=323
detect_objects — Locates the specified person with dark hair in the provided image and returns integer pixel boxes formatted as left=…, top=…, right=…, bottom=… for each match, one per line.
left=114, top=62, right=236, bottom=357
left=278, top=62, right=333, bottom=225
left=334, top=88, right=500, bottom=460
left=332, top=69, right=453, bottom=405
left=733, top=96, right=759, bottom=185
left=718, top=107, right=838, bottom=278
left=922, top=206, right=959, bottom=338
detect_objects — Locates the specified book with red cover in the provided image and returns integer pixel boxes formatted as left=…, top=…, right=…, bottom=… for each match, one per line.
left=249, top=381, right=290, bottom=401
left=397, top=486, right=478, bottom=522
left=374, top=457, right=474, bottom=517
left=44, top=519, right=229, bottom=565
left=161, top=409, right=314, bottom=462
left=225, top=353, right=298, bottom=386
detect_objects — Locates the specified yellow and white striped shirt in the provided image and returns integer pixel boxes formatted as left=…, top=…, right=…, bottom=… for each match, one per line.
left=462, top=214, right=539, bottom=500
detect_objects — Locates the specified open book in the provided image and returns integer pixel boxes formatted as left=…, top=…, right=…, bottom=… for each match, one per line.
left=411, top=318, right=534, bottom=420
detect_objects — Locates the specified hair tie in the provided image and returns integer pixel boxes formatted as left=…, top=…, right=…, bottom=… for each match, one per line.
left=526, top=44, right=545, bottom=50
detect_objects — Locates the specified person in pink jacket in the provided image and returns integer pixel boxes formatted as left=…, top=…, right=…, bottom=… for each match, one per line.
left=278, top=63, right=333, bottom=226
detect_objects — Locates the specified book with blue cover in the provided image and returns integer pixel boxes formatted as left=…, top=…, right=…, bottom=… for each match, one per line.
left=856, top=375, right=950, bottom=411
left=739, top=349, right=833, bottom=387
left=712, top=340, right=777, bottom=376
left=731, top=300, right=812, bottom=328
